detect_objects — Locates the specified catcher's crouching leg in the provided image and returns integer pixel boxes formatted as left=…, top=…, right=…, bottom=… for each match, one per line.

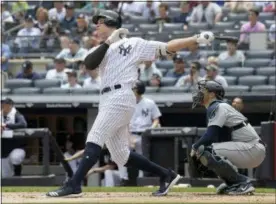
left=196, top=145, right=254, bottom=195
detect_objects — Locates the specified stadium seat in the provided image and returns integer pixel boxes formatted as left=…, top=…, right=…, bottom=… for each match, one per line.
left=34, top=79, right=61, bottom=88
left=265, top=20, right=275, bottom=28
left=168, top=7, right=182, bottom=17
left=228, top=13, right=248, bottom=23
left=223, top=29, right=241, bottom=38
left=129, top=16, right=149, bottom=24
left=218, top=60, right=242, bottom=69
left=138, top=24, right=159, bottom=33
left=159, top=68, right=168, bottom=76
left=238, top=75, right=267, bottom=86
left=155, top=60, right=174, bottom=69
left=146, top=33, right=170, bottom=42
left=163, top=23, right=184, bottom=32
left=145, top=86, right=159, bottom=93
left=2, top=88, right=11, bottom=95
left=269, top=76, right=275, bottom=85
left=225, top=85, right=250, bottom=92
left=128, top=32, right=143, bottom=38
left=189, top=22, right=209, bottom=31
left=122, top=24, right=135, bottom=32
left=5, top=79, right=32, bottom=89
left=226, top=67, right=254, bottom=77
left=204, top=50, right=218, bottom=57
left=214, top=21, right=235, bottom=31
left=39, top=72, right=47, bottom=79
left=259, top=12, right=275, bottom=21
left=42, top=87, right=70, bottom=95
left=244, top=59, right=271, bottom=68
left=166, top=2, right=180, bottom=7
left=224, top=76, right=237, bottom=85
left=159, top=86, right=188, bottom=93
left=172, top=30, right=195, bottom=38
left=12, top=87, right=41, bottom=95
left=161, top=77, right=177, bottom=86
left=251, top=85, right=275, bottom=92
left=256, top=67, right=276, bottom=76
left=71, top=88, right=99, bottom=95
left=246, top=50, right=274, bottom=59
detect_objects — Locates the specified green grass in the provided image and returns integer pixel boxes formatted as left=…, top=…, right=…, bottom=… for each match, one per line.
left=2, top=186, right=276, bottom=193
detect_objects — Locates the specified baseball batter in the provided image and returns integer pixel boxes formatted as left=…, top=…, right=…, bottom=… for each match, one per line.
left=190, top=80, right=266, bottom=195
left=47, top=10, right=215, bottom=197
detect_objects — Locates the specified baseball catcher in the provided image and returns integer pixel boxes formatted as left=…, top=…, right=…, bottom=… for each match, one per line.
left=190, top=80, right=266, bottom=195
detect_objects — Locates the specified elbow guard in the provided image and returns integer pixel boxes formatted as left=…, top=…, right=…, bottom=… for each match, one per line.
left=156, top=42, right=175, bottom=58
left=84, top=43, right=109, bottom=70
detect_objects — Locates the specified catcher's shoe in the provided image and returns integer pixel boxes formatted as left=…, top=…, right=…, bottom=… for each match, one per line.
left=152, top=169, right=181, bottom=197
left=46, top=182, right=82, bottom=198
left=228, top=182, right=255, bottom=195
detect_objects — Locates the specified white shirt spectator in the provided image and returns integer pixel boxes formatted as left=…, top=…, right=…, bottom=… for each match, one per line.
left=2, top=10, right=14, bottom=23
left=48, top=7, right=66, bottom=22
left=15, top=27, right=41, bottom=49
left=118, top=1, right=144, bottom=15
left=57, top=48, right=88, bottom=61
left=61, top=83, right=82, bottom=89
left=46, top=68, right=71, bottom=81
left=140, top=1, right=160, bottom=19
left=139, top=62, right=163, bottom=81
left=175, top=75, right=203, bottom=88
left=218, top=51, right=245, bottom=63
left=83, top=76, right=101, bottom=89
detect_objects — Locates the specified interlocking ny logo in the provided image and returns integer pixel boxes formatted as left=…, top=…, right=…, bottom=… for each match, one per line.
left=142, top=108, right=149, bottom=117
left=119, top=44, right=132, bottom=56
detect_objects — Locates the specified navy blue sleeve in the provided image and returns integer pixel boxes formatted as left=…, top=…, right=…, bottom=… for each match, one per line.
left=6, top=112, right=27, bottom=130
left=193, top=125, right=221, bottom=149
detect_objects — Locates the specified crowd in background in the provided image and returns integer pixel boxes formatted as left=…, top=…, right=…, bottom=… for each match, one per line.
left=1, top=1, right=275, bottom=90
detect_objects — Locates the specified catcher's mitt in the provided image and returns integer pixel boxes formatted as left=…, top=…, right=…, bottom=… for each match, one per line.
left=187, top=155, right=208, bottom=178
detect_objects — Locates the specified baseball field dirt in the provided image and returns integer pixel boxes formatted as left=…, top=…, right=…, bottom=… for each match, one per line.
left=2, top=187, right=276, bottom=204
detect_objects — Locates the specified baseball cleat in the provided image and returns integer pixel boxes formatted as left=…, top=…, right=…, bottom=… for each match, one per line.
left=46, top=183, right=82, bottom=198
left=152, top=170, right=181, bottom=197
left=227, top=182, right=255, bottom=195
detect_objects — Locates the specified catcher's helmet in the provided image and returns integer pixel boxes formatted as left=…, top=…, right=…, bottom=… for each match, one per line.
left=192, top=80, right=225, bottom=109
left=133, top=80, right=146, bottom=95
left=92, top=10, right=122, bottom=29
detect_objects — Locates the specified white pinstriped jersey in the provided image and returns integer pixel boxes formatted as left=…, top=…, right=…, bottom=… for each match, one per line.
left=85, top=38, right=164, bottom=89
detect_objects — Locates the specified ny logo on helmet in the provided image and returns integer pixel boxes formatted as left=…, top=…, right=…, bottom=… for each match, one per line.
left=119, top=44, right=132, bottom=56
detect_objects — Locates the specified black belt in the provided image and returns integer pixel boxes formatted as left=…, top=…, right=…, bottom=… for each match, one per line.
left=101, top=84, right=122, bottom=94
left=232, top=120, right=249, bottom=131
left=131, top=132, right=143, bottom=136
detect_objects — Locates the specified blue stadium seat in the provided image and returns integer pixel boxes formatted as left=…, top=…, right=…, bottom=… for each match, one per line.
left=146, top=33, right=170, bottom=42
left=226, top=67, right=254, bottom=77
left=223, top=29, right=241, bottom=38
left=265, top=20, right=275, bottom=28
left=158, top=68, right=168, bottom=76
left=5, top=79, right=32, bottom=89
left=155, top=60, right=174, bottom=69
left=128, top=32, right=144, bottom=38
left=12, top=87, right=41, bottom=95
left=205, top=50, right=218, bottom=57
left=269, top=76, right=275, bottom=85
left=228, top=13, right=247, bottom=23
left=159, top=86, right=188, bottom=93
left=34, top=79, right=61, bottom=88
left=2, top=88, right=11, bottom=95
left=163, top=23, right=184, bottom=32
left=168, top=7, right=182, bottom=18
left=244, top=59, right=271, bottom=68
left=259, top=12, right=275, bottom=21
left=145, top=86, right=159, bottom=93
left=225, top=85, right=250, bottom=92
left=129, top=16, right=149, bottom=24
left=138, top=24, right=159, bottom=33
left=189, top=22, right=209, bottom=31
left=161, top=77, right=177, bottom=86
left=256, top=67, right=276, bottom=76
left=238, top=75, right=267, bottom=86
left=171, top=31, right=195, bottom=38
left=71, top=88, right=99, bottom=95
left=122, top=24, right=135, bottom=32
left=42, top=87, right=70, bottom=95
left=224, top=76, right=237, bottom=85
left=218, top=60, right=242, bottom=69
left=214, top=21, right=235, bottom=31
left=251, top=85, right=275, bottom=92
left=246, top=50, right=274, bottom=59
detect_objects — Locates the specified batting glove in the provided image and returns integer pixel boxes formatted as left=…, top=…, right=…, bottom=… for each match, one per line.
left=106, top=28, right=129, bottom=45
left=195, top=31, right=214, bottom=44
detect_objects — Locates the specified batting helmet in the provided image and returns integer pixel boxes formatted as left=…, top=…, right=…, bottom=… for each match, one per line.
left=192, top=80, right=225, bottom=109
left=92, top=10, right=122, bottom=29
left=133, top=80, right=146, bottom=95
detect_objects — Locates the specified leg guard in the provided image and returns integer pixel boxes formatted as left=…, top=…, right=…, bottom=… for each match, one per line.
left=197, top=145, right=247, bottom=185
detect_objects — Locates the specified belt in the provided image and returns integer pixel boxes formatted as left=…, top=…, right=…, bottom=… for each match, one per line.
left=131, top=132, right=143, bottom=136
left=101, top=84, right=122, bottom=95
left=232, top=120, right=248, bottom=131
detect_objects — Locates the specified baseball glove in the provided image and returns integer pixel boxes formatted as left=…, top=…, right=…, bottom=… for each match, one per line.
left=187, top=155, right=208, bottom=178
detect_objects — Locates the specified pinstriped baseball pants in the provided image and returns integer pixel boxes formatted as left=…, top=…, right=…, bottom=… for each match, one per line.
left=86, top=87, right=136, bottom=166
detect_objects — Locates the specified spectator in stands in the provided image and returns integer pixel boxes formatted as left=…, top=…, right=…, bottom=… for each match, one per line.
left=190, top=1, right=222, bottom=28
left=78, top=62, right=90, bottom=81
left=48, top=1, right=66, bottom=22
left=61, top=71, right=82, bottom=89
left=83, top=31, right=102, bottom=50
left=166, top=55, right=186, bottom=80
left=1, top=35, right=11, bottom=72
left=175, top=61, right=203, bottom=89
left=16, top=61, right=41, bottom=80
left=255, top=2, right=275, bottom=13
left=149, top=74, right=161, bottom=87
left=35, top=7, right=49, bottom=32
left=182, top=43, right=207, bottom=66
left=1, top=2, right=14, bottom=25
left=141, top=1, right=160, bottom=21
left=11, top=1, right=29, bottom=14
left=173, top=1, right=190, bottom=30
left=239, top=8, right=266, bottom=47
left=218, top=37, right=245, bottom=65
left=118, top=1, right=143, bottom=16
left=60, top=35, right=70, bottom=49
left=154, top=3, right=171, bottom=23
left=232, top=97, right=244, bottom=112
left=83, top=69, right=101, bottom=89
left=56, top=38, right=88, bottom=66
left=204, top=64, right=228, bottom=88
left=224, top=0, right=254, bottom=13
left=45, top=58, right=70, bottom=81
left=269, top=24, right=276, bottom=43
left=60, top=2, right=77, bottom=32
left=71, top=14, right=91, bottom=38
left=139, top=61, right=162, bottom=82
left=14, top=15, right=41, bottom=53
left=207, top=56, right=218, bottom=66
left=1, top=97, right=27, bottom=178
left=79, top=0, right=105, bottom=12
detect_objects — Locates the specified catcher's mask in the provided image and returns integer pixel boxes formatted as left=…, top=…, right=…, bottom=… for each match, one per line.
left=192, top=80, right=225, bottom=109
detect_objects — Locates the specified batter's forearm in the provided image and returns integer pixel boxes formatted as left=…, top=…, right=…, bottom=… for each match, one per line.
left=167, top=36, right=197, bottom=53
